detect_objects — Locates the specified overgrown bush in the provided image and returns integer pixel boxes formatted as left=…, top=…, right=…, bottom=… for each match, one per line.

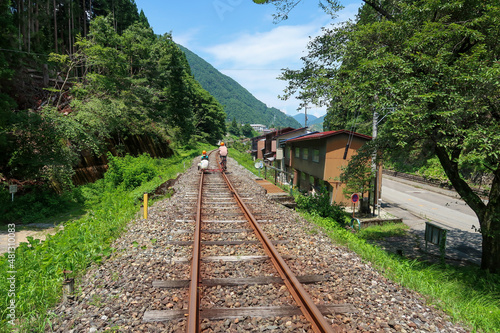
left=0, top=151, right=195, bottom=332
left=416, top=157, right=449, bottom=183
left=0, top=185, right=79, bottom=224
left=104, top=153, right=157, bottom=190
left=295, top=186, right=346, bottom=222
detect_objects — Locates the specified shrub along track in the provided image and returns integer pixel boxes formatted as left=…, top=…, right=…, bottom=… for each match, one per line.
left=51, top=155, right=470, bottom=332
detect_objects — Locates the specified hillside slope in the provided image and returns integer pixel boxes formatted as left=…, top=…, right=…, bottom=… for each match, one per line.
left=178, top=45, right=300, bottom=128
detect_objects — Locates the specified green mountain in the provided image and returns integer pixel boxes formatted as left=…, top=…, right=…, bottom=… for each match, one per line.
left=178, top=45, right=301, bottom=129
left=293, top=113, right=318, bottom=126
left=293, top=113, right=324, bottom=131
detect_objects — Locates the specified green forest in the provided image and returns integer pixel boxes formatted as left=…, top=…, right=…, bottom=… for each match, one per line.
left=178, top=45, right=301, bottom=128
left=0, top=0, right=226, bottom=192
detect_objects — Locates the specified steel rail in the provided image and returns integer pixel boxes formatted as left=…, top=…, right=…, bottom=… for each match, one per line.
left=188, top=150, right=332, bottom=332
left=187, top=170, right=204, bottom=333
left=216, top=150, right=224, bottom=172
left=221, top=172, right=334, bottom=333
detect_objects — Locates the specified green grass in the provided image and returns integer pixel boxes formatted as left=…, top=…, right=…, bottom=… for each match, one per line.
left=5, top=147, right=498, bottom=332
left=301, top=212, right=500, bottom=332
left=228, top=148, right=262, bottom=177
left=0, top=147, right=201, bottom=332
left=357, top=222, right=409, bottom=240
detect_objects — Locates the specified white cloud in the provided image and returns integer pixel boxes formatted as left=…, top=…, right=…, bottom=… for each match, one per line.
left=172, top=28, right=202, bottom=49
left=203, top=2, right=361, bottom=68
left=203, top=21, right=324, bottom=68
left=198, top=4, right=362, bottom=118
left=201, top=20, right=327, bottom=116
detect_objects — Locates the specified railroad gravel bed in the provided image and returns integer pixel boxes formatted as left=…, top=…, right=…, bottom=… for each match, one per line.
left=50, top=156, right=470, bottom=332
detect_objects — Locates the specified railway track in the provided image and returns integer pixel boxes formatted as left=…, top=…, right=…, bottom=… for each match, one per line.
left=142, top=153, right=354, bottom=332
left=51, top=153, right=471, bottom=333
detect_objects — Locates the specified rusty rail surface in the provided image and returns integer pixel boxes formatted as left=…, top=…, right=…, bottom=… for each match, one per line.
left=187, top=149, right=216, bottom=332
left=220, top=172, right=334, bottom=333
left=187, top=170, right=204, bottom=333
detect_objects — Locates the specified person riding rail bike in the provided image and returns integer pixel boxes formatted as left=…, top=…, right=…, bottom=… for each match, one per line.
left=198, top=150, right=209, bottom=171
left=201, top=150, right=209, bottom=161
left=218, top=142, right=228, bottom=171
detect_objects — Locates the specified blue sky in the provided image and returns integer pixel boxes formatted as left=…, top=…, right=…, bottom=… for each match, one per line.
left=134, top=0, right=363, bottom=118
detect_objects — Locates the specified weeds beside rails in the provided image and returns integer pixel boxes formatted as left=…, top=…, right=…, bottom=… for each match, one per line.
left=0, top=152, right=195, bottom=332
left=301, top=212, right=500, bottom=333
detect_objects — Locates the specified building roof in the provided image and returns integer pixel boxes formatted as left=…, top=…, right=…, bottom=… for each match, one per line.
left=275, top=127, right=309, bottom=139
left=280, top=131, right=319, bottom=145
left=285, top=129, right=372, bottom=143
left=266, top=127, right=295, bottom=137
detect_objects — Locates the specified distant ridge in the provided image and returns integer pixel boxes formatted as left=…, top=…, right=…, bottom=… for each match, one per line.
left=293, top=113, right=317, bottom=126
left=178, top=45, right=301, bottom=128
left=293, top=113, right=324, bottom=131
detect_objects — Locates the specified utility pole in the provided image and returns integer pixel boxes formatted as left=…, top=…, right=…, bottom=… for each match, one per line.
left=372, top=107, right=379, bottom=216
left=304, top=105, right=309, bottom=127
left=371, top=104, right=396, bottom=216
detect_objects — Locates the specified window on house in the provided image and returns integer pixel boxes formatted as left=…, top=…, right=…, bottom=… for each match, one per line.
left=313, top=149, right=320, bottom=162
left=303, top=148, right=308, bottom=160
left=295, top=147, right=300, bottom=158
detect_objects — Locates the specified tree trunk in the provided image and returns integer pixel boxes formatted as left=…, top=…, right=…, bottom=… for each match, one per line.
left=59, top=13, right=64, bottom=52
left=68, top=0, right=71, bottom=54
left=480, top=171, right=500, bottom=273
left=35, top=2, right=39, bottom=45
left=28, top=0, right=34, bottom=52
left=481, top=233, right=500, bottom=274
left=53, top=0, right=58, bottom=53
left=481, top=210, right=500, bottom=274
left=20, top=0, right=27, bottom=50
left=17, top=0, right=22, bottom=49
left=434, top=143, right=500, bottom=273
left=82, top=0, right=87, bottom=36
left=28, top=0, right=31, bottom=53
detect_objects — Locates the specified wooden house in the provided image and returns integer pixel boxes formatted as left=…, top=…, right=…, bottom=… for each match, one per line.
left=285, top=130, right=376, bottom=206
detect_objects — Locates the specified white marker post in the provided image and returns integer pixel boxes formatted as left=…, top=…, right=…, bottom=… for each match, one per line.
left=9, top=185, right=17, bottom=202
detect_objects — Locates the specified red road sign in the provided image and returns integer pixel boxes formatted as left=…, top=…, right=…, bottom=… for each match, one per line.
left=351, top=193, right=359, bottom=203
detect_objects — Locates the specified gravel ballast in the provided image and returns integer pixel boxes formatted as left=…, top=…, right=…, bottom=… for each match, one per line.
left=50, top=157, right=470, bottom=332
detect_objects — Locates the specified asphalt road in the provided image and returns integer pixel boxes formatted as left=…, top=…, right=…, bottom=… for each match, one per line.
left=380, top=175, right=482, bottom=265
